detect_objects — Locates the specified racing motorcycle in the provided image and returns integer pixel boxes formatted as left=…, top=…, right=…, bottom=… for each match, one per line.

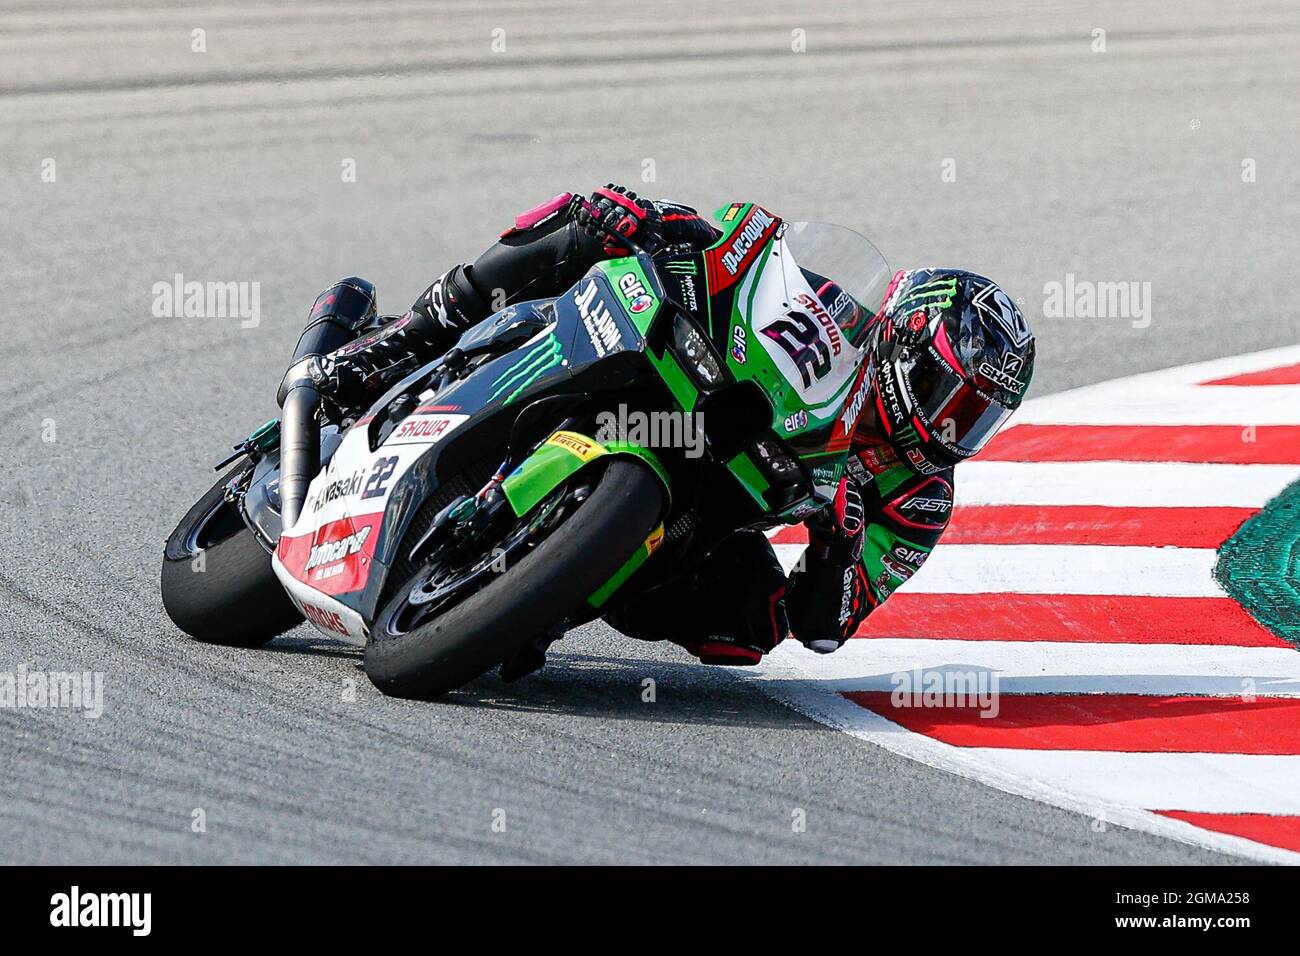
left=161, top=202, right=891, bottom=699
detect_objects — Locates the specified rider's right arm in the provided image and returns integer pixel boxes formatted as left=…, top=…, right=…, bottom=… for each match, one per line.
left=407, top=189, right=618, bottom=344
left=406, top=187, right=720, bottom=349
left=786, top=460, right=954, bottom=650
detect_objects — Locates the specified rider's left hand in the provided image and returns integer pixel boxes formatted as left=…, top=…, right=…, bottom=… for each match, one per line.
left=576, top=184, right=662, bottom=255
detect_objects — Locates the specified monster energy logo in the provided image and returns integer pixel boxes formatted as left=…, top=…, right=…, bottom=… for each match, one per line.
left=488, top=333, right=563, bottom=405
left=893, top=276, right=958, bottom=312
left=663, top=260, right=698, bottom=275
left=891, top=422, right=920, bottom=449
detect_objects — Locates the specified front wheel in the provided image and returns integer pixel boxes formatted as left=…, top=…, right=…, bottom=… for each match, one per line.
left=365, top=458, right=664, bottom=699
left=161, top=468, right=304, bottom=646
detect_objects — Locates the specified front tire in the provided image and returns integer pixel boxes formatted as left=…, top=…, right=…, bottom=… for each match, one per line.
left=161, top=468, right=304, bottom=646
left=365, top=458, right=664, bottom=699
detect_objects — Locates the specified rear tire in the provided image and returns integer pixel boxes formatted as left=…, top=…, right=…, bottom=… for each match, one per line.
left=161, top=468, right=304, bottom=647
left=365, top=458, right=663, bottom=699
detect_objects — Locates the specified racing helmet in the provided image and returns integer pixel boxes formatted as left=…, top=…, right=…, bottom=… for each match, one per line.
left=869, top=268, right=1035, bottom=473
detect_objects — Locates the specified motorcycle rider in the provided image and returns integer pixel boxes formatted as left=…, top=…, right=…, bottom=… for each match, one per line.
left=283, top=185, right=1035, bottom=666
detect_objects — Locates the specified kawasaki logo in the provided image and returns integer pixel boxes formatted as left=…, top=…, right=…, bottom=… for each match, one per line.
left=313, top=469, right=364, bottom=512
left=838, top=567, right=854, bottom=626
left=305, top=526, right=372, bottom=572
left=721, top=208, right=775, bottom=275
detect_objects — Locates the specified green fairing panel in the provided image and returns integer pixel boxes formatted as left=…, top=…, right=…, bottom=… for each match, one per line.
left=594, top=257, right=660, bottom=335
left=501, top=431, right=671, bottom=518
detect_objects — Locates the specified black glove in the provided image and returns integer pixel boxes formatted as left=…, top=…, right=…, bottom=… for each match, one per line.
left=786, top=477, right=868, bottom=654
left=574, top=184, right=663, bottom=255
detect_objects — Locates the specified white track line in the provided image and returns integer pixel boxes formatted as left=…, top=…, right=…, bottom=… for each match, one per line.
left=743, top=655, right=1300, bottom=864
left=1015, top=385, right=1300, bottom=426
left=747, top=344, right=1300, bottom=863
left=958, top=461, right=1300, bottom=508
left=774, top=543, right=1223, bottom=596
left=971, top=750, right=1300, bottom=816
left=1012, top=343, right=1300, bottom=426
left=776, top=639, right=1300, bottom=697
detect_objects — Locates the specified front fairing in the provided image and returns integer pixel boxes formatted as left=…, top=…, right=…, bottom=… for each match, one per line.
left=652, top=203, right=891, bottom=506
left=269, top=267, right=663, bottom=637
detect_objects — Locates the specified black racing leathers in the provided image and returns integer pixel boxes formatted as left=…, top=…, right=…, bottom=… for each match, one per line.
left=404, top=190, right=720, bottom=352
left=308, top=187, right=952, bottom=660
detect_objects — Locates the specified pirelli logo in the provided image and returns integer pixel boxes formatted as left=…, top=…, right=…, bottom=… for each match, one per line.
left=546, top=430, right=604, bottom=462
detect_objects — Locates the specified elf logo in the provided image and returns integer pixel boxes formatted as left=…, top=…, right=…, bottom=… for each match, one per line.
left=616, top=272, right=655, bottom=314
left=50, top=886, right=151, bottom=936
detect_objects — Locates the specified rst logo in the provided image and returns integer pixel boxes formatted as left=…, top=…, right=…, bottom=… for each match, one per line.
left=574, top=280, right=623, bottom=356
left=721, top=208, right=776, bottom=275
left=616, top=272, right=655, bottom=315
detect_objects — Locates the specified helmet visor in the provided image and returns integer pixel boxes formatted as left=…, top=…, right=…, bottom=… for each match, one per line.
left=902, top=352, right=1013, bottom=455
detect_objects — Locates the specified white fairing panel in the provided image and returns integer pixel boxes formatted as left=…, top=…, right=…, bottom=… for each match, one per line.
left=270, top=391, right=469, bottom=643
left=741, top=238, right=865, bottom=415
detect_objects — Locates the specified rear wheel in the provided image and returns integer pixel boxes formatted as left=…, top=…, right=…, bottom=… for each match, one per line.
left=161, top=468, right=303, bottom=646
left=365, top=458, right=663, bottom=699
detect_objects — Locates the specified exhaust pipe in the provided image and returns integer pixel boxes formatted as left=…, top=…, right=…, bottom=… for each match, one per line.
left=279, top=371, right=321, bottom=531
left=276, top=277, right=376, bottom=531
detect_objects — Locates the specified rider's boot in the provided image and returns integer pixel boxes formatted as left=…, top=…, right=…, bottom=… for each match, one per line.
left=280, top=264, right=490, bottom=413
left=603, top=530, right=789, bottom=666
left=499, top=623, right=566, bottom=683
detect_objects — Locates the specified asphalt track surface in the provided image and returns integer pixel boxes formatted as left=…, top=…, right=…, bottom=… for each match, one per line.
left=1, top=1, right=1296, bottom=864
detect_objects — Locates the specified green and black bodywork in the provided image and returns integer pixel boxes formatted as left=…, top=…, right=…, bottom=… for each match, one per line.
left=165, top=202, right=883, bottom=697
left=371, top=205, right=873, bottom=610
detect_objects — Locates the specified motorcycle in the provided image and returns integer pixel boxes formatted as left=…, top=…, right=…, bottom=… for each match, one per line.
left=161, top=203, right=891, bottom=699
